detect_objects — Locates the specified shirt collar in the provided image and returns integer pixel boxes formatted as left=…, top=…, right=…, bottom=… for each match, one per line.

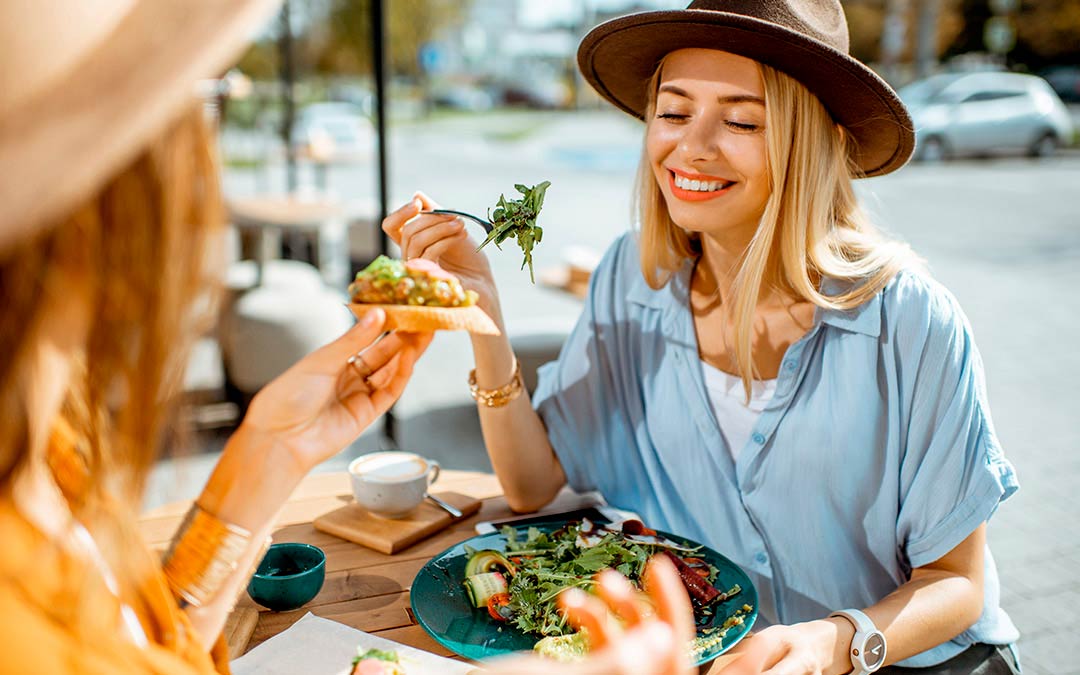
left=626, top=264, right=686, bottom=309
left=628, top=260, right=882, bottom=338
left=815, top=276, right=883, bottom=338
left=627, top=258, right=696, bottom=344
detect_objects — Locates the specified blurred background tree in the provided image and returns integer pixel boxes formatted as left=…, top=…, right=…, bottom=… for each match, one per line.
left=1012, top=0, right=1080, bottom=69
left=232, top=0, right=1080, bottom=88
left=236, top=0, right=466, bottom=81
left=276, top=0, right=467, bottom=79
left=844, top=0, right=965, bottom=79
left=844, top=0, right=887, bottom=64
left=943, top=0, right=1080, bottom=69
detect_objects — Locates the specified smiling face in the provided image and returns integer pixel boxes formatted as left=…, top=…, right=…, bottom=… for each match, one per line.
left=646, top=49, right=771, bottom=244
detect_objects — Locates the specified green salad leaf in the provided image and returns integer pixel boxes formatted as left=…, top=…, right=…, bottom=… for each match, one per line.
left=482, top=521, right=755, bottom=663
left=478, top=181, right=551, bottom=283
left=499, top=523, right=663, bottom=638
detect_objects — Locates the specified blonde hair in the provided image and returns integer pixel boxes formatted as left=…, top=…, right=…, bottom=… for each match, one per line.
left=636, top=59, right=918, bottom=398
left=0, top=105, right=222, bottom=629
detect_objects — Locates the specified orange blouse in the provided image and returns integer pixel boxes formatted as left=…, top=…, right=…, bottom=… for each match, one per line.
left=0, top=424, right=231, bottom=673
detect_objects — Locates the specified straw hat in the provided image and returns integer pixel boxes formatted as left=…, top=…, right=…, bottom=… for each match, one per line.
left=577, top=0, right=915, bottom=177
left=0, top=0, right=280, bottom=253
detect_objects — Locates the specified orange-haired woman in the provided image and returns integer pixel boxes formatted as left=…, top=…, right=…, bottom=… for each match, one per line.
left=0, top=1, right=433, bottom=671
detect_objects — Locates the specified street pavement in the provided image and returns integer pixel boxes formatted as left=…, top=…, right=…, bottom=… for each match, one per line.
left=155, top=110, right=1078, bottom=672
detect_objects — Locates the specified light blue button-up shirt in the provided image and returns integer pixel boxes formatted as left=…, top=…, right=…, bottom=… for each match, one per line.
left=533, top=233, right=1019, bottom=667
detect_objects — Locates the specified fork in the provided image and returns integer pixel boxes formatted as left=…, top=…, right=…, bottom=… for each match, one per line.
left=421, top=209, right=495, bottom=234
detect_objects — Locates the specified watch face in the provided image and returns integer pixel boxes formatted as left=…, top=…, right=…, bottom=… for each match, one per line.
left=865, top=633, right=887, bottom=669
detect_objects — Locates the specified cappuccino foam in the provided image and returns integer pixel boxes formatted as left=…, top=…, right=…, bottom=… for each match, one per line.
left=351, top=452, right=427, bottom=482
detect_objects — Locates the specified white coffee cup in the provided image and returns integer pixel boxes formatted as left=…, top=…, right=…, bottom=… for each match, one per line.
left=347, top=451, right=440, bottom=519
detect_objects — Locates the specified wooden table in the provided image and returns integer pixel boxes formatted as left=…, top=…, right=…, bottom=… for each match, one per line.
left=138, top=470, right=593, bottom=662
left=228, top=195, right=349, bottom=289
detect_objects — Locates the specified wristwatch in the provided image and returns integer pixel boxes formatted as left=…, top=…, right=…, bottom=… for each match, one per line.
left=829, top=609, right=887, bottom=675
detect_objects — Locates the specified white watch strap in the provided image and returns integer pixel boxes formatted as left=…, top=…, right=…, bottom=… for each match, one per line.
left=829, top=609, right=887, bottom=674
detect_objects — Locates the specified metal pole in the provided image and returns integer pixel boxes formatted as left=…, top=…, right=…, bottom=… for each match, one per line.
left=370, top=0, right=397, bottom=446
left=372, top=0, right=390, bottom=239
left=278, top=1, right=298, bottom=193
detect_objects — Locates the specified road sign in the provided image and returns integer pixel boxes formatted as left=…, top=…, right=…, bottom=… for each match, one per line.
left=419, top=42, right=448, bottom=74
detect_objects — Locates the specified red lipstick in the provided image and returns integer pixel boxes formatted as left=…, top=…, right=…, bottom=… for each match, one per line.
left=667, top=168, right=734, bottom=202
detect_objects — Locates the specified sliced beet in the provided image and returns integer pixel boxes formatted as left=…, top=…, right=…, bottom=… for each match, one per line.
left=661, top=551, right=721, bottom=606
left=621, top=519, right=657, bottom=537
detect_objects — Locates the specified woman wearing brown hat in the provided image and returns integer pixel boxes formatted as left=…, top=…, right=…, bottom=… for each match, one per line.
left=387, top=1, right=1021, bottom=674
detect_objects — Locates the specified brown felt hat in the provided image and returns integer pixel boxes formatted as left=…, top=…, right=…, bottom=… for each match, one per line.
left=0, top=0, right=280, bottom=254
left=578, top=0, right=915, bottom=177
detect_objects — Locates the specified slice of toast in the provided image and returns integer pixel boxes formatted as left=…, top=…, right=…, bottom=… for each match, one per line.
left=348, top=303, right=500, bottom=336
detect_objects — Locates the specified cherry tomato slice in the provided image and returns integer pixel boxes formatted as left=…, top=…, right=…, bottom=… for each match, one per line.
left=487, top=592, right=513, bottom=621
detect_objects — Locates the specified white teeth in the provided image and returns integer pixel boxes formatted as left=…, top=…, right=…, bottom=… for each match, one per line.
left=674, top=174, right=727, bottom=192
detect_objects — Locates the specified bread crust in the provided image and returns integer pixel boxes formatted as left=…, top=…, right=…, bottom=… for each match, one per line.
left=348, top=303, right=501, bottom=336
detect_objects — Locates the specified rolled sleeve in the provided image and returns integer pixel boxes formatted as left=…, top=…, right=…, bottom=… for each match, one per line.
left=894, top=275, right=1019, bottom=569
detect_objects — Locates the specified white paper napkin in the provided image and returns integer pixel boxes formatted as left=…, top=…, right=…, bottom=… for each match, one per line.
left=230, top=612, right=477, bottom=675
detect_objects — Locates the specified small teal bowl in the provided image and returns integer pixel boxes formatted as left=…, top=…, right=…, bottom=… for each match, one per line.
left=247, top=543, right=326, bottom=612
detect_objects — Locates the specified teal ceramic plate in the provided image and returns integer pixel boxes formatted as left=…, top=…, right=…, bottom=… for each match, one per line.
left=410, top=523, right=757, bottom=666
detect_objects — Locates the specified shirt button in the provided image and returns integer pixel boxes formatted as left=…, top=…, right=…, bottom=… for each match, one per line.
left=783, top=360, right=798, bottom=372
left=755, top=551, right=769, bottom=565
left=752, top=432, right=766, bottom=445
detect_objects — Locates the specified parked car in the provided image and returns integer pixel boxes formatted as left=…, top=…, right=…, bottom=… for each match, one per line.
left=899, top=72, right=1074, bottom=161
left=291, top=102, right=374, bottom=163
left=497, top=78, right=571, bottom=110
left=431, top=83, right=496, bottom=112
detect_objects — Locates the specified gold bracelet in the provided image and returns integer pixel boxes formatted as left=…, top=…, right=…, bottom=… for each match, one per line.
left=468, top=359, right=523, bottom=408
left=162, top=504, right=253, bottom=608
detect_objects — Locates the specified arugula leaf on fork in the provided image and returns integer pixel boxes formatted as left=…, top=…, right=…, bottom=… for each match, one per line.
left=478, top=181, right=551, bottom=283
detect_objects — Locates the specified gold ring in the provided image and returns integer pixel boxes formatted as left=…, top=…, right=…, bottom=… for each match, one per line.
left=347, top=353, right=374, bottom=379
left=347, top=354, right=378, bottom=393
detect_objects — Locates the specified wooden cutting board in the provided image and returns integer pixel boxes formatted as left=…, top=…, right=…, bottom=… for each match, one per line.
left=312, top=491, right=481, bottom=555
left=224, top=606, right=260, bottom=658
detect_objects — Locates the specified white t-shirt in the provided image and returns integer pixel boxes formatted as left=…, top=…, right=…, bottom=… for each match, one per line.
left=700, top=361, right=777, bottom=461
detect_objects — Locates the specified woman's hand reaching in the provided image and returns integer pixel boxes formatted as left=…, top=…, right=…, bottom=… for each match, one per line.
left=199, top=309, right=432, bottom=530
left=484, top=555, right=696, bottom=675
left=242, top=308, right=433, bottom=472
left=482, top=554, right=785, bottom=675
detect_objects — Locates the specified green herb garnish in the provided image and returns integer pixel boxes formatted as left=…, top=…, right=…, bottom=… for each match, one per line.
left=357, top=255, right=405, bottom=281
left=478, top=181, right=551, bottom=283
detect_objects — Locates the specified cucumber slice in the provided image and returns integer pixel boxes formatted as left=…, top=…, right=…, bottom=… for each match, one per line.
left=464, top=550, right=516, bottom=577
left=463, top=572, right=507, bottom=608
